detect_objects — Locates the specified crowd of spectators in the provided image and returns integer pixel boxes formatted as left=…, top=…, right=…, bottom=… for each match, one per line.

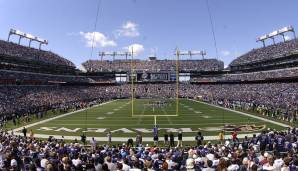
left=0, top=40, right=75, bottom=67
left=82, top=59, right=224, bottom=72
left=2, top=29, right=298, bottom=171
left=1, top=82, right=297, bottom=125
left=230, top=38, right=298, bottom=66
left=100, top=83, right=298, bottom=119
left=1, top=66, right=298, bottom=85
left=0, top=85, right=117, bottom=123
left=0, top=70, right=93, bottom=84
left=0, top=127, right=298, bottom=170
left=2, top=64, right=298, bottom=85
left=188, top=83, right=298, bottom=122
left=191, top=67, right=298, bottom=82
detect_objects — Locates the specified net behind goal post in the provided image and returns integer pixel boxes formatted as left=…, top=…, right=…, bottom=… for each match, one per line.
left=130, top=51, right=180, bottom=118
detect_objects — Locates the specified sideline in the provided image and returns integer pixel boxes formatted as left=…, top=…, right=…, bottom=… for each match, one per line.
left=189, top=99, right=291, bottom=128
left=12, top=132, right=258, bottom=142
left=12, top=100, right=117, bottom=132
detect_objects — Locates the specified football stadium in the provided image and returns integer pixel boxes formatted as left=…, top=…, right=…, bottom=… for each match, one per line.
left=1, top=0, right=298, bottom=170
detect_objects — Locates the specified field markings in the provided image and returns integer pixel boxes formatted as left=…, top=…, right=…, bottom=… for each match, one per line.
left=136, top=105, right=146, bottom=125
left=181, top=104, right=203, bottom=115
left=55, top=115, right=247, bottom=122
left=44, top=121, right=261, bottom=126
left=52, top=118, right=251, bottom=122
left=11, top=100, right=117, bottom=132
left=10, top=99, right=290, bottom=142
left=162, top=107, right=174, bottom=125
left=105, top=112, right=114, bottom=115
left=201, top=115, right=211, bottom=119
left=189, top=99, right=291, bottom=128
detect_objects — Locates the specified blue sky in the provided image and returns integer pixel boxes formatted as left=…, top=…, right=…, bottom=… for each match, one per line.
left=0, top=0, right=298, bottom=68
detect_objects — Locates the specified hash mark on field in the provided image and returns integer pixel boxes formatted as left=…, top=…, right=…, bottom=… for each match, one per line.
left=195, top=111, right=202, bottom=114
left=137, top=105, right=146, bottom=124
left=96, top=117, right=106, bottom=120
left=106, top=112, right=114, bottom=115
left=162, top=108, right=173, bottom=125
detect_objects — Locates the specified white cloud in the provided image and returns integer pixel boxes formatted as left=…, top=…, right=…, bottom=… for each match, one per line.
left=284, top=35, right=291, bottom=41
left=221, top=50, right=231, bottom=57
left=116, top=21, right=140, bottom=37
left=123, top=43, right=144, bottom=56
left=79, top=31, right=117, bottom=48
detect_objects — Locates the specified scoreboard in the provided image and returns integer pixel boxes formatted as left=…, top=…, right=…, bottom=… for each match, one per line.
left=150, top=73, right=168, bottom=80
left=122, top=72, right=190, bottom=82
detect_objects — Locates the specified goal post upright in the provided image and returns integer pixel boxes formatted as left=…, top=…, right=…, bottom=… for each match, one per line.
left=175, top=48, right=180, bottom=116
left=131, top=46, right=134, bottom=116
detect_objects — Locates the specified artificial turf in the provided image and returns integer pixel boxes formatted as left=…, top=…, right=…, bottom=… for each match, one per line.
left=24, top=99, right=286, bottom=138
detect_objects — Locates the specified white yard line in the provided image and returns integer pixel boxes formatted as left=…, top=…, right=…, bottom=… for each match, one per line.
left=34, top=122, right=261, bottom=126
left=189, top=99, right=291, bottom=128
left=12, top=100, right=117, bottom=132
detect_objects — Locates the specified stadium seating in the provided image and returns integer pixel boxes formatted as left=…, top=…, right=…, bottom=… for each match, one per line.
left=0, top=33, right=298, bottom=171
left=191, top=67, right=298, bottom=82
left=0, top=38, right=297, bottom=121
left=0, top=86, right=114, bottom=117
left=0, top=69, right=93, bottom=84
left=82, top=59, right=224, bottom=72
left=0, top=40, right=75, bottom=67
left=0, top=128, right=297, bottom=170
left=1, top=83, right=297, bottom=120
left=230, top=38, right=298, bottom=66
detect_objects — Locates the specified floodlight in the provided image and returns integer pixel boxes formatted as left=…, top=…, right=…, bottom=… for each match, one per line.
left=175, top=49, right=207, bottom=59
left=98, top=50, right=133, bottom=61
left=268, top=30, right=278, bottom=38
left=256, top=26, right=296, bottom=47
left=8, top=29, right=48, bottom=50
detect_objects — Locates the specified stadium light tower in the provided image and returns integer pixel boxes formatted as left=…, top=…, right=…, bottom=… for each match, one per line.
left=117, top=52, right=132, bottom=60
left=176, top=49, right=207, bottom=60
left=256, top=26, right=296, bottom=47
left=98, top=51, right=132, bottom=61
left=256, top=34, right=268, bottom=47
left=188, top=50, right=207, bottom=59
left=8, top=29, right=48, bottom=50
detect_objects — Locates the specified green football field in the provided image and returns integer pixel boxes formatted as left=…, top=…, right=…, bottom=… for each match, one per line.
left=21, top=99, right=287, bottom=139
